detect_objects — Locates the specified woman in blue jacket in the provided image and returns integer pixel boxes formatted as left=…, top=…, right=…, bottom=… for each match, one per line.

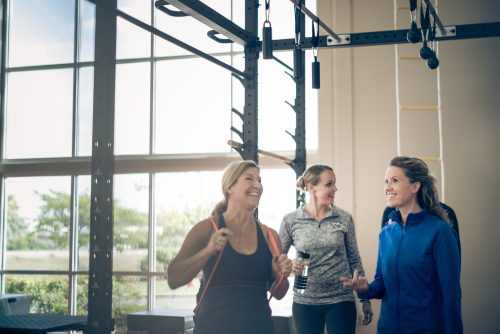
left=340, top=156, right=462, bottom=334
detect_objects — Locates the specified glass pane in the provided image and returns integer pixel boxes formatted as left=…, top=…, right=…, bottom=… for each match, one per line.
left=232, top=51, right=318, bottom=152
left=115, top=62, right=150, bottom=155
left=76, top=275, right=89, bottom=316
left=155, top=57, right=231, bottom=154
left=113, top=276, right=147, bottom=333
left=113, top=174, right=149, bottom=271
left=79, top=0, right=96, bottom=62
left=5, top=176, right=71, bottom=270
left=155, top=171, right=222, bottom=271
left=5, top=275, right=69, bottom=314
left=155, top=0, right=231, bottom=57
left=5, top=69, right=73, bottom=159
left=8, top=0, right=75, bottom=67
left=155, top=275, right=200, bottom=309
left=77, top=67, right=94, bottom=157
left=258, top=169, right=297, bottom=231
left=117, top=0, right=151, bottom=59
left=77, top=175, right=91, bottom=271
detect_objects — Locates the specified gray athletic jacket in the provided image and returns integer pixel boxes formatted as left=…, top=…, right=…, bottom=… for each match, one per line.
left=279, top=205, right=370, bottom=306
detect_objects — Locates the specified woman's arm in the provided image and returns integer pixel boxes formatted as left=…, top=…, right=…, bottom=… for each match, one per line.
left=167, top=218, right=233, bottom=289
left=266, top=227, right=291, bottom=300
left=433, top=224, right=463, bottom=334
left=278, top=217, right=293, bottom=256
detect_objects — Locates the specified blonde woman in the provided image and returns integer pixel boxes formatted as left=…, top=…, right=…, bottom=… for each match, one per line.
left=341, top=157, right=462, bottom=333
left=167, top=160, right=292, bottom=334
left=279, top=164, right=372, bottom=334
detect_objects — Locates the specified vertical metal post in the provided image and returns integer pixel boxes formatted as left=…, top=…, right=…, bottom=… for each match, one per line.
left=0, top=0, right=7, bottom=294
left=294, top=0, right=306, bottom=208
left=243, top=0, right=259, bottom=164
left=68, top=175, right=76, bottom=315
left=148, top=172, right=156, bottom=310
left=88, top=0, right=117, bottom=332
left=0, top=0, right=7, bottom=161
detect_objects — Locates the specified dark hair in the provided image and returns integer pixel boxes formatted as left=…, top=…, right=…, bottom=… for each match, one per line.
left=388, top=156, right=451, bottom=226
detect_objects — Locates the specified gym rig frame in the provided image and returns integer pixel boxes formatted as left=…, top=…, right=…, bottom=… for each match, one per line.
left=82, top=0, right=500, bottom=332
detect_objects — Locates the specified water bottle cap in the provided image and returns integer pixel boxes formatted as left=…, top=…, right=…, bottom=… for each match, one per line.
left=298, top=251, right=310, bottom=259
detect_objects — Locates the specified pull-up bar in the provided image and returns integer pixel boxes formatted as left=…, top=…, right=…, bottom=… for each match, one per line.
left=228, top=140, right=294, bottom=164
left=116, top=9, right=250, bottom=80
left=288, top=0, right=341, bottom=43
left=422, top=0, right=446, bottom=36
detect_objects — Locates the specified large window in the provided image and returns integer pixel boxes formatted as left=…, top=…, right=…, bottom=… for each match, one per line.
left=1, top=0, right=317, bottom=332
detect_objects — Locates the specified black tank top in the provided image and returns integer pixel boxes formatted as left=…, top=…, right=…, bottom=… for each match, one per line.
left=194, top=214, right=275, bottom=334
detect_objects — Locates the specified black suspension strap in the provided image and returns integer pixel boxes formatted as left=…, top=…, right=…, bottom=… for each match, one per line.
left=293, top=3, right=302, bottom=79
left=311, top=18, right=320, bottom=89
left=427, top=15, right=440, bottom=69
left=419, top=1, right=432, bottom=60
left=262, top=0, right=273, bottom=59
left=407, top=0, right=420, bottom=43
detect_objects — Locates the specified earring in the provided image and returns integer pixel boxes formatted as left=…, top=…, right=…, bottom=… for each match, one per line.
left=228, top=190, right=233, bottom=194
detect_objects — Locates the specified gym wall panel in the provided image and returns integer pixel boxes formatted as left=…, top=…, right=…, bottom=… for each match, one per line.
left=327, top=0, right=500, bottom=333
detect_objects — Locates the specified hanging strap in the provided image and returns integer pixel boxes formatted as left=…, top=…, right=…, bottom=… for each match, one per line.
left=194, top=217, right=224, bottom=317
left=265, top=225, right=285, bottom=301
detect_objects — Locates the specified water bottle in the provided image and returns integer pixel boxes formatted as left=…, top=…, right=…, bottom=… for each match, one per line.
left=293, top=251, right=310, bottom=295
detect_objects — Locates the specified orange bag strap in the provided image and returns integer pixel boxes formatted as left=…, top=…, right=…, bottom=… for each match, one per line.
left=265, top=225, right=285, bottom=301
left=194, top=216, right=223, bottom=317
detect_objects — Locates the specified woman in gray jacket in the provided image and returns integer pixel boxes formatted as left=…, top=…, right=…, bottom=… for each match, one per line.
left=279, top=164, right=372, bottom=334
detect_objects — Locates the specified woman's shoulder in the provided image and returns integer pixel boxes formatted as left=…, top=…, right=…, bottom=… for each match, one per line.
left=333, top=205, right=353, bottom=220
left=282, top=208, right=301, bottom=222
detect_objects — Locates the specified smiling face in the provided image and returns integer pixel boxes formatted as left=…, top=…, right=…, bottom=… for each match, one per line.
left=384, top=166, right=420, bottom=209
left=227, top=167, right=262, bottom=210
left=308, top=170, right=337, bottom=206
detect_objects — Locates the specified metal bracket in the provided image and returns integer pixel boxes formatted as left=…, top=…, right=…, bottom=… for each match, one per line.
left=326, top=34, right=351, bottom=46
left=155, top=0, right=188, bottom=17
left=232, top=73, right=244, bottom=87
left=285, top=71, right=295, bottom=81
left=230, top=126, right=244, bottom=141
left=207, top=30, right=234, bottom=43
left=285, top=130, right=296, bottom=142
left=231, top=108, right=244, bottom=121
left=285, top=101, right=296, bottom=112
left=435, top=25, right=456, bottom=38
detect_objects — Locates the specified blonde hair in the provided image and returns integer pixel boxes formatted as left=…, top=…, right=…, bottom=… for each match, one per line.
left=211, top=160, right=261, bottom=216
left=388, top=156, right=451, bottom=226
left=296, top=164, right=333, bottom=192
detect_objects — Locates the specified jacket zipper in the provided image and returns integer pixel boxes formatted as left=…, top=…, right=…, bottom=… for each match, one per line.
left=395, top=223, right=405, bottom=333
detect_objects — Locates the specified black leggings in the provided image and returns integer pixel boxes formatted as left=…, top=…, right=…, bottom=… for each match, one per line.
left=292, top=301, right=357, bottom=334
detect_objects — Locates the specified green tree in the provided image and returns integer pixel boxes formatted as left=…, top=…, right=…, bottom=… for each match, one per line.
left=35, top=190, right=71, bottom=249
left=6, top=195, right=48, bottom=251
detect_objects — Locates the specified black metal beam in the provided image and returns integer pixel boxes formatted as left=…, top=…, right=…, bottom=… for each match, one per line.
left=117, top=9, right=250, bottom=80
left=291, top=0, right=306, bottom=209
left=242, top=0, right=259, bottom=164
left=164, top=0, right=256, bottom=46
left=262, top=22, right=500, bottom=51
left=87, top=0, right=116, bottom=333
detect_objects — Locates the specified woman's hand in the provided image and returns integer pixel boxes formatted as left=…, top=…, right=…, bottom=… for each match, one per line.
left=291, top=259, right=310, bottom=276
left=361, top=306, right=373, bottom=326
left=205, top=228, right=233, bottom=256
left=272, top=254, right=292, bottom=279
left=340, top=269, right=369, bottom=293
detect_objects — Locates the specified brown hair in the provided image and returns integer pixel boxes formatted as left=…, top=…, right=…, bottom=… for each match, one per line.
left=388, top=156, right=451, bottom=226
left=296, top=164, right=334, bottom=192
left=211, top=160, right=260, bottom=216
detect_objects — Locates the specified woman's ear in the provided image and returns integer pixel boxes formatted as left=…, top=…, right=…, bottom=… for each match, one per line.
left=412, top=182, right=421, bottom=194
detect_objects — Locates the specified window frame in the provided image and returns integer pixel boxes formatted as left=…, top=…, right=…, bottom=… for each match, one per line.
left=0, top=0, right=319, bottom=316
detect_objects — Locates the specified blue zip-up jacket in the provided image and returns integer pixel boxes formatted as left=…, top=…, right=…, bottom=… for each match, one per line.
left=358, top=208, right=462, bottom=334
